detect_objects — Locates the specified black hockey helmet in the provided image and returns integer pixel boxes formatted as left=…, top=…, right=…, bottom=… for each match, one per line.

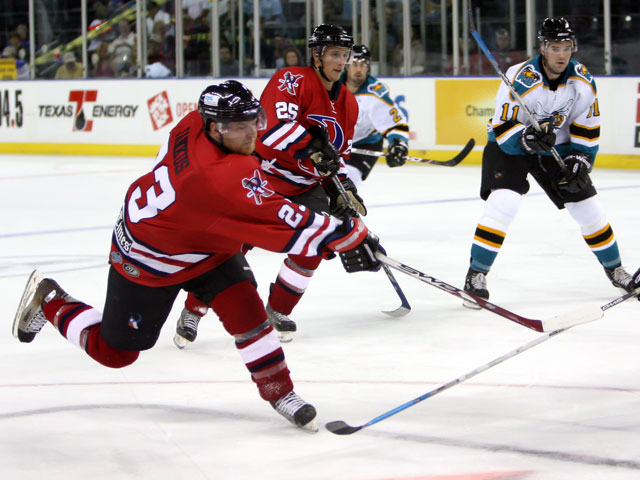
left=198, top=80, right=266, bottom=131
left=538, top=17, right=577, bottom=52
left=308, top=23, right=354, bottom=50
left=352, top=44, right=372, bottom=63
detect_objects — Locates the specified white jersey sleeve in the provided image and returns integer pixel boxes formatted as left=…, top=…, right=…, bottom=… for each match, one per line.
left=352, top=78, right=409, bottom=146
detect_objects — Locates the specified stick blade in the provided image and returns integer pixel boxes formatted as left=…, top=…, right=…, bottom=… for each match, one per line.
left=325, top=421, right=363, bottom=435
left=540, top=304, right=604, bottom=332
left=382, top=306, right=411, bottom=317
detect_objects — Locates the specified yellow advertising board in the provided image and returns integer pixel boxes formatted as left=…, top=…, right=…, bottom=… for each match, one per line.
left=435, top=79, right=500, bottom=146
left=0, top=58, right=18, bottom=80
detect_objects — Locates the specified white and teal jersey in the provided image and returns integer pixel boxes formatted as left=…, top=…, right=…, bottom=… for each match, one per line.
left=347, top=74, right=409, bottom=147
left=488, top=55, right=599, bottom=160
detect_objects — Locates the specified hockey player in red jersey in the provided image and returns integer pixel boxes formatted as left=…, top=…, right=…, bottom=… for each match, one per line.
left=12, top=80, right=382, bottom=432
left=174, top=24, right=366, bottom=345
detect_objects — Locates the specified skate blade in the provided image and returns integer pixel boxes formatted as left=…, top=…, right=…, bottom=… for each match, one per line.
left=299, top=418, right=319, bottom=433
left=277, top=331, right=294, bottom=343
left=12, top=269, right=43, bottom=339
left=462, top=299, right=482, bottom=310
left=173, top=333, right=190, bottom=349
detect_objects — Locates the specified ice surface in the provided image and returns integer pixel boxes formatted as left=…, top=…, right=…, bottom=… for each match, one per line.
left=1, top=154, right=639, bottom=480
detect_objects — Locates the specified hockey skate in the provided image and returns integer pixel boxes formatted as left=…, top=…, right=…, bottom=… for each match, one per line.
left=604, top=265, right=635, bottom=294
left=173, top=308, right=203, bottom=349
left=270, top=391, right=318, bottom=432
left=13, top=270, right=72, bottom=343
left=266, top=304, right=296, bottom=343
left=463, top=267, right=489, bottom=310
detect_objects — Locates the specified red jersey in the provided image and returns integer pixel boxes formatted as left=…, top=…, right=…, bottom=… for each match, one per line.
left=109, top=110, right=367, bottom=287
left=256, top=66, right=359, bottom=197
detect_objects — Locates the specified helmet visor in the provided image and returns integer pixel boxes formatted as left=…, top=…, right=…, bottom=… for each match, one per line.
left=216, top=107, right=267, bottom=137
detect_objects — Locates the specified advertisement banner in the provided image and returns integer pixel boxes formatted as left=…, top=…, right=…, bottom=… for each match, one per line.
left=435, top=79, right=500, bottom=146
left=0, top=76, right=639, bottom=167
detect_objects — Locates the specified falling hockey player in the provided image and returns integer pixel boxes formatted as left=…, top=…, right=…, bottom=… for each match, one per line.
left=174, top=24, right=366, bottom=346
left=12, top=80, right=384, bottom=432
left=463, top=17, right=635, bottom=307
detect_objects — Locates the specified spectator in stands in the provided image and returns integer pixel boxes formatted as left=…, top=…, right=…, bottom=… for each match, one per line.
left=219, top=44, right=239, bottom=77
left=493, top=28, right=524, bottom=71
left=276, top=46, right=303, bottom=69
left=6, top=32, right=25, bottom=60
left=108, top=18, right=136, bottom=76
left=55, top=51, right=83, bottom=79
left=88, top=18, right=115, bottom=57
left=1, top=45, right=29, bottom=79
left=15, top=24, right=30, bottom=54
left=93, top=42, right=115, bottom=77
left=147, top=1, right=174, bottom=40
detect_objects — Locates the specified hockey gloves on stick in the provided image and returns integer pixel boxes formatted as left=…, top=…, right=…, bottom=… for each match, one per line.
left=386, top=139, right=408, bottom=167
left=325, top=177, right=367, bottom=218
left=307, top=125, right=341, bottom=177
left=558, top=152, right=593, bottom=193
left=340, top=232, right=383, bottom=273
left=519, top=121, right=556, bottom=155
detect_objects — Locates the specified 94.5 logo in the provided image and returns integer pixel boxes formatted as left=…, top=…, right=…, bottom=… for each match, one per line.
left=0, top=89, right=23, bottom=128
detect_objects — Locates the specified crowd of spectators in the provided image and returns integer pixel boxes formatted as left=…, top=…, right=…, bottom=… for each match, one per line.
left=2, top=0, right=640, bottom=79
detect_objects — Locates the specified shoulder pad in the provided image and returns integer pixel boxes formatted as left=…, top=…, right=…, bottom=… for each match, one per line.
left=513, top=63, right=543, bottom=94
left=366, top=79, right=390, bottom=98
left=276, top=69, right=306, bottom=96
left=569, top=60, right=594, bottom=83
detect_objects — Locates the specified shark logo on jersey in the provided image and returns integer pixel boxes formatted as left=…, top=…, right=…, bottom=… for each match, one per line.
left=242, top=169, right=274, bottom=205
left=277, top=72, right=303, bottom=96
left=574, top=63, right=592, bottom=83
left=515, top=65, right=542, bottom=88
left=307, top=114, right=345, bottom=151
left=367, top=81, right=389, bottom=98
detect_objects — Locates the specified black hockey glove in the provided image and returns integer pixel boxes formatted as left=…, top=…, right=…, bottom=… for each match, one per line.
left=386, top=139, right=408, bottom=167
left=558, top=152, right=593, bottom=194
left=340, top=232, right=384, bottom=273
left=519, top=121, right=556, bottom=154
left=307, top=125, right=341, bottom=177
left=631, top=267, right=640, bottom=299
left=325, top=177, right=367, bottom=218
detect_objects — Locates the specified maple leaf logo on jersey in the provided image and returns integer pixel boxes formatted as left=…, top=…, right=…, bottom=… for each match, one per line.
left=277, top=71, right=303, bottom=95
left=242, top=169, right=274, bottom=205
left=515, top=65, right=541, bottom=88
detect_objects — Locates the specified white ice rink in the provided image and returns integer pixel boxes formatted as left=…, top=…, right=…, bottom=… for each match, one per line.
left=1, top=153, right=639, bottom=480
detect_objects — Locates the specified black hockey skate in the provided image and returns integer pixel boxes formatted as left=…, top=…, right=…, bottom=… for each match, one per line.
left=13, top=270, right=73, bottom=343
left=463, top=267, right=489, bottom=310
left=604, top=265, right=635, bottom=294
left=266, top=304, right=296, bottom=343
left=173, top=308, right=203, bottom=349
left=270, top=391, right=318, bottom=432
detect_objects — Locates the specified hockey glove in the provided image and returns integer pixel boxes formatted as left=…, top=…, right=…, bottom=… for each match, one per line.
left=519, top=121, right=556, bottom=154
left=386, top=139, right=408, bottom=167
left=307, top=125, right=341, bottom=177
left=325, top=178, right=367, bottom=218
left=340, top=232, right=384, bottom=273
left=558, top=152, right=593, bottom=194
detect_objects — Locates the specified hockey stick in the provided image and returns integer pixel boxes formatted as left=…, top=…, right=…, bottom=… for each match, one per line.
left=467, top=6, right=568, bottom=176
left=381, top=264, right=411, bottom=317
left=326, top=289, right=639, bottom=435
left=330, top=176, right=411, bottom=317
left=351, top=138, right=475, bottom=167
left=377, top=253, right=603, bottom=333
